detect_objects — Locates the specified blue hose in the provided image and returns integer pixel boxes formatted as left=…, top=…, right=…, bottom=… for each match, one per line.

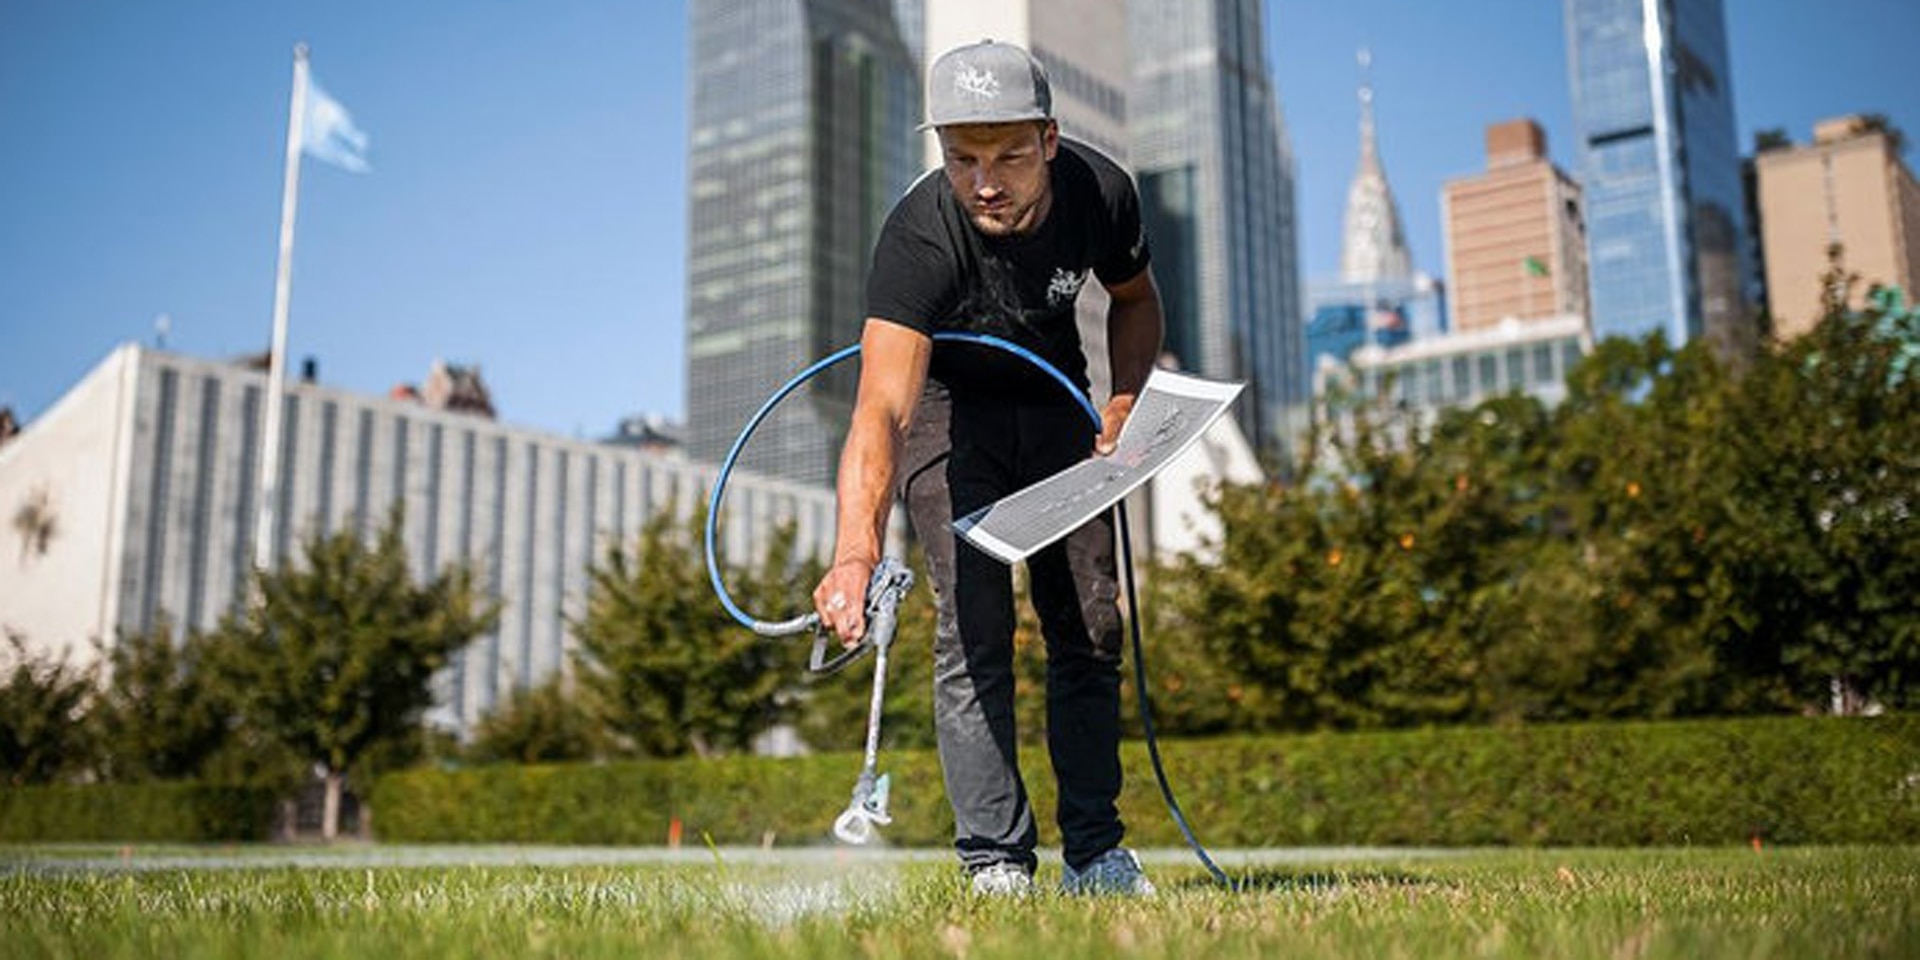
left=703, top=330, right=1233, bottom=887
left=704, top=332, right=1097, bottom=632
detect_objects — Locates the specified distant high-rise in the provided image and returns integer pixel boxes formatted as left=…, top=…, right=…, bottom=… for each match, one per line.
left=1129, top=0, right=1303, bottom=455
left=1442, top=119, right=1590, bottom=332
left=1754, top=116, right=1920, bottom=338
left=1306, top=52, right=1443, bottom=394
left=685, top=0, right=920, bottom=485
left=1564, top=0, right=1752, bottom=354
left=1340, top=49, right=1413, bottom=287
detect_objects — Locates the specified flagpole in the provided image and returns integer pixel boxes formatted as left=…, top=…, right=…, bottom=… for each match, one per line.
left=255, top=43, right=309, bottom=577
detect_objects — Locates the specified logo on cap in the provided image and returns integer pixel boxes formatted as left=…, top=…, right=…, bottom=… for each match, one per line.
left=953, top=62, right=1000, bottom=101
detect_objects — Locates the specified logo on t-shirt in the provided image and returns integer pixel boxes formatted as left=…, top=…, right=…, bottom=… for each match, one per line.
left=1047, top=267, right=1087, bottom=307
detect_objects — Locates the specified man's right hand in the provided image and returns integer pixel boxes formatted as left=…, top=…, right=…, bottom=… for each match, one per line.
left=813, top=558, right=874, bottom=646
left=817, top=320, right=929, bottom=648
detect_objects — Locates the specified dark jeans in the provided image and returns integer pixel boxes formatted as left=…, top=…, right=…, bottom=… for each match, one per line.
left=897, top=380, right=1126, bottom=874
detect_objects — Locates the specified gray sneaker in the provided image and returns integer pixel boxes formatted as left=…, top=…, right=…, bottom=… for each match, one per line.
left=969, top=863, right=1036, bottom=897
left=1061, top=847, right=1156, bottom=896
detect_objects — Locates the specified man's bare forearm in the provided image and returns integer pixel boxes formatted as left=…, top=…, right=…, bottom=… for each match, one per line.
left=1105, top=268, right=1164, bottom=398
left=831, top=408, right=903, bottom=570
left=814, top=320, right=931, bottom=642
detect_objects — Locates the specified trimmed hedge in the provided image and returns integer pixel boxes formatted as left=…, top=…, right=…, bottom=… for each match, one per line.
left=6, top=717, right=1910, bottom=846
left=0, top=782, right=279, bottom=843
left=373, top=715, right=1920, bottom=848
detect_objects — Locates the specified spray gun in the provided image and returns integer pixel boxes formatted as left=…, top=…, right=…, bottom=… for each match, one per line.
left=744, top=558, right=913, bottom=844
left=810, top=558, right=913, bottom=845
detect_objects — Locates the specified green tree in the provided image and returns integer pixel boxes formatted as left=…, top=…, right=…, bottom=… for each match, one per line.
left=1546, top=333, right=1751, bottom=717
left=218, top=505, right=498, bottom=839
left=572, top=510, right=801, bottom=758
left=1157, top=389, right=1478, bottom=732
left=1129, top=549, right=1270, bottom=737
left=1728, top=273, right=1920, bottom=710
left=89, top=615, right=237, bottom=782
left=465, top=674, right=605, bottom=765
left=0, top=632, right=96, bottom=785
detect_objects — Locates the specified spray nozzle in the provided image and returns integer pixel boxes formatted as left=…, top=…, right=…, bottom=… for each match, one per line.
left=831, top=772, right=892, bottom=845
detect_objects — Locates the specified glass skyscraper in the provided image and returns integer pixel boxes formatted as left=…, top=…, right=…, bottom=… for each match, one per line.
left=685, top=0, right=920, bottom=485
left=1565, top=0, right=1751, bottom=352
left=1129, top=0, right=1303, bottom=458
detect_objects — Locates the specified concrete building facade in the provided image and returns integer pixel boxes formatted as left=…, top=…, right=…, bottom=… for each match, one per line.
left=1754, top=116, right=1920, bottom=338
left=1315, top=314, right=1594, bottom=439
left=0, top=346, right=836, bottom=733
left=1443, top=119, right=1591, bottom=333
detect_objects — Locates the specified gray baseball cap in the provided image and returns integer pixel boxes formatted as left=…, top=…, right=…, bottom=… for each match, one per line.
left=922, top=40, right=1053, bottom=130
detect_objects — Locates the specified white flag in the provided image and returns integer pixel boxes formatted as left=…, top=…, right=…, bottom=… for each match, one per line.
left=302, top=76, right=370, bottom=173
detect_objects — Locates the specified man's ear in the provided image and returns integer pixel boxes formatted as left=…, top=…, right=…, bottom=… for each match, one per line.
left=1041, top=120, right=1059, bottom=160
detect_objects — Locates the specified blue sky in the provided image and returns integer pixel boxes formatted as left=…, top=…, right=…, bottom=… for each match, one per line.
left=3, top=0, right=1916, bottom=439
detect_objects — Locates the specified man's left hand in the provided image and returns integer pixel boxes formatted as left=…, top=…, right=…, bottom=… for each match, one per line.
left=1096, top=393, right=1135, bottom=455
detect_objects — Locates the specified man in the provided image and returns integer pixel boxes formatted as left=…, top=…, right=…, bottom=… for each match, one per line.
left=812, top=40, right=1163, bottom=897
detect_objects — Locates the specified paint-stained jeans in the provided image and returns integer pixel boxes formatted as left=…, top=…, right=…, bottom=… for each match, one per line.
left=897, top=380, right=1126, bottom=875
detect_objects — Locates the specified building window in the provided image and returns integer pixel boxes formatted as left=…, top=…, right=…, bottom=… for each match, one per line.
left=1533, top=344, right=1556, bottom=383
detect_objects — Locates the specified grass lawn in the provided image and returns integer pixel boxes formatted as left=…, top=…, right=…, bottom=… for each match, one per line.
left=3, top=845, right=1915, bottom=958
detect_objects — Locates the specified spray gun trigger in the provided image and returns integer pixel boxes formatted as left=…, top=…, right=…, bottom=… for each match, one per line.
left=807, top=558, right=915, bottom=675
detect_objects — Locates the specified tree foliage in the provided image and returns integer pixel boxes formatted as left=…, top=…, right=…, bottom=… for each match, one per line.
left=1151, top=278, right=1917, bottom=731
left=571, top=509, right=812, bottom=758
left=0, top=632, right=95, bottom=786
left=464, top=675, right=605, bottom=766
left=1725, top=275, right=1920, bottom=710
left=88, top=616, right=240, bottom=783
left=218, top=504, right=498, bottom=835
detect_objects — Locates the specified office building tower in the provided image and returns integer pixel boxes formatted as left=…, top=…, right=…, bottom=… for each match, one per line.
left=0, top=346, right=835, bottom=733
left=1128, top=0, right=1303, bottom=456
left=1564, top=0, right=1752, bottom=354
left=685, top=0, right=920, bottom=485
left=1754, top=115, right=1920, bottom=338
left=1443, top=119, right=1591, bottom=332
left=891, top=0, right=925, bottom=65
left=1341, top=49, right=1412, bottom=287
left=1305, top=55, right=1444, bottom=390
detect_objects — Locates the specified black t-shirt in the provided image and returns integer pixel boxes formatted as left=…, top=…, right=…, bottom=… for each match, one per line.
left=865, top=138, right=1150, bottom=403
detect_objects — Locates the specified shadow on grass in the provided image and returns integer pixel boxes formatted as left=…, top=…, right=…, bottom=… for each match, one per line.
left=1171, top=867, right=1442, bottom=895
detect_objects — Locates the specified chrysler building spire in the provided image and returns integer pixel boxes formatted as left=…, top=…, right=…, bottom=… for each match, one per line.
left=1340, top=48, right=1413, bottom=285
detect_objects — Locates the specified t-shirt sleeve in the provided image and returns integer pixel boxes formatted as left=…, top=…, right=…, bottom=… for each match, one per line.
left=865, top=194, right=954, bottom=336
left=1092, top=163, right=1151, bottom=286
